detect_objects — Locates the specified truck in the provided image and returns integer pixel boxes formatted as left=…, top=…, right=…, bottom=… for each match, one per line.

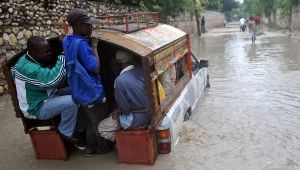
left=2, top=12, right=209, bottom=165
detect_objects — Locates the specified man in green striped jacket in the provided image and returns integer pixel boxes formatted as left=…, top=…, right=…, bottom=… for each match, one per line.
left=13, top=36, right=78, bottom=142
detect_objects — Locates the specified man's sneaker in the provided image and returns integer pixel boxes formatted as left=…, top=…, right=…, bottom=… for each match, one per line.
left=84, top=146, right=96, bottom=157
left=74, top=143, right=86, bottom=151
left=57, top=130, right=79, bottom=144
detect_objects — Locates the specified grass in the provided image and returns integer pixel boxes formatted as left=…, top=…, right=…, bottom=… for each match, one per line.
left=268, top=23, right=286, bottom=31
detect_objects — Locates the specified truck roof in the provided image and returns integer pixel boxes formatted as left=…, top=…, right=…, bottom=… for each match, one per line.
left=93, top=23, right=187, bottom=57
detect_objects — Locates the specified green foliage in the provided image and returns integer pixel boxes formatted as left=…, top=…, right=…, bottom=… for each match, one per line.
left=142, top=0, right=194, bottom=17
left=242, top=0, right=264, bottom=16
left=97, top=0, right=207, bottom=21
left=206, top=0, right=223, bottom=11
left=137, top=0, right=207, bottom=21
left=241, top=0, right=299, bottom=18
left=205, top=0, right=239, bottom=12
left=269, top=23, right=285, bottom=30
left=274, top=0, right=300, bottom=17
left=90, top=0, right=210, bottom=22
left=222, top=0, right=239, bottom=12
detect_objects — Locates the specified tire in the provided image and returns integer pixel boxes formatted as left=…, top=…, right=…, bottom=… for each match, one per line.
left=184, top=108, right=192, bottom=121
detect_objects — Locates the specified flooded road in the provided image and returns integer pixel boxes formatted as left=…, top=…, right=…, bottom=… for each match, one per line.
left=174, top=30, right=300, bottom=170
left=1, top=29, right=300, bottom=170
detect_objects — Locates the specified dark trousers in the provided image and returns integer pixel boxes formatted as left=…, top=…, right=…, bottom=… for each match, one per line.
left=76, top=102, right=113, bottom=153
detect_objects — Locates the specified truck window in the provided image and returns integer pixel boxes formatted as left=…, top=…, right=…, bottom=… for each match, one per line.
left=154, top=47, right=190, bottom=106
left=191, top=52, right=200, bottom=75
left=175, top=57, right=186, bottom=82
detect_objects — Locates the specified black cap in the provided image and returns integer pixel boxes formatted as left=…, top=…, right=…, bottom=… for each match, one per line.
left=66, top=8, right=97, bottom=26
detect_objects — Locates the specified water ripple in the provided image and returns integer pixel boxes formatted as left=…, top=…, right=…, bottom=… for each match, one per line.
left=174, top=32, right=300, bottom=170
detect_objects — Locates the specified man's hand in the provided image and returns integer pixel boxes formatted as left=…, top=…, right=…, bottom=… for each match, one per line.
left=91, top=37, right=98, bottom=48
left=112, top=109, right=119, bottom=120
left=147, top=119, right=154, bottom=130
left=90, top=36, right=100, bottom=74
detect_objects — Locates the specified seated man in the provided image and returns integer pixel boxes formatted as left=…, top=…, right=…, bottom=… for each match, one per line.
left=13, top=36, right=78, bottom=142
left=98, top=49, right=150, bottom=141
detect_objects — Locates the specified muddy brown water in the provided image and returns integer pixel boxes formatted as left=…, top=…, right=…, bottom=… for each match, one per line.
left=0, top=30, right=300, bottom=170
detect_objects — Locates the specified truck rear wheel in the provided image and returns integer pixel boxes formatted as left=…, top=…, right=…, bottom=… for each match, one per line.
left=184, top=108, right=192, bottom=121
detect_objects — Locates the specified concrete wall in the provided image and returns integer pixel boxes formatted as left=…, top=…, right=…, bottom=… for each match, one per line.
left=168, top=13, right=197, bottom=35
left=261, top=5, right=300, bottom=31
left=272, top=9, right=289, bottom=28
left=291, top=5, right=300, bottom=31
left=168, top=10, right=225, bottom=35
left=202, top=10, right=226, bottom=29
left=261, top=9, right=289, bottom=28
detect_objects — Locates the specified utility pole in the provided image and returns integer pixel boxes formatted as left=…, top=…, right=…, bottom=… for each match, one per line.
left=193, top=0, right=201, bottom=36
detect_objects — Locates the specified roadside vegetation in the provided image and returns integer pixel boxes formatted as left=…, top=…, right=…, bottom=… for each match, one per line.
left=95, top=0, right=239, bottom=21
left=240, top=0, right=300, bottom=29
left=98, top=0, right=207, bottom=21
left=202, top=0, right=300, bottom=30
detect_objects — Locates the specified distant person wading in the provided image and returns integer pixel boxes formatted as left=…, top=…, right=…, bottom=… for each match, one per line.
left=248, top=16, right=257, bottom=45
left=201, top=16, right=206, bottom=33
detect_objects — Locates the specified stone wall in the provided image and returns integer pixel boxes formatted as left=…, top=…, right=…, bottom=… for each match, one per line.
left=0, top=0, right=142, bottom=86
left=0, top=1, right=225, bottom=57
left=0, top=0, right=140, bottom=59
left=0, top=1, right=225, bottom=80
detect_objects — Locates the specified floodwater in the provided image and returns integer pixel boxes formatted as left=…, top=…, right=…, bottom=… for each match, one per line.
left=179, top=30, right=300, bottom=170
left=1, top=29, right=300, bottom=170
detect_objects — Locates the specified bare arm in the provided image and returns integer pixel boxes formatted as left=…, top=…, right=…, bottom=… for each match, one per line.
left=91, top=37, right=100, bottom=74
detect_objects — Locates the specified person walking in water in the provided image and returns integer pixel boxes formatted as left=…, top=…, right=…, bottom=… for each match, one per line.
left=201, top=16, right=205, bottom=33
left=248, top=16, right=257, bottom=45
left=239, top=17, right=246, bottom=32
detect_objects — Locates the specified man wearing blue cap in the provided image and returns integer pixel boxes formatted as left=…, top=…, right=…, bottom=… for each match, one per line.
left=63, top=8, right=113, bottom=156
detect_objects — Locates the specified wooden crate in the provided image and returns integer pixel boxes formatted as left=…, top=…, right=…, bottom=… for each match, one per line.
left=115, top=130, right=157, bottom=165
left=29, top=129, right=67, bottom=160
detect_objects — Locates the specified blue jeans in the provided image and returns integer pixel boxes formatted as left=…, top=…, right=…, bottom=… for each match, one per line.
left=119, top=112, right=150, bottom=129
left=37, top=94, right=78, bottom=137
left=251, top=31, right=256, bottom=39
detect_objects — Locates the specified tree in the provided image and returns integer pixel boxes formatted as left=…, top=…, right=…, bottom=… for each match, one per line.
left=206, top=0, right=223, bottom=11
left=99, top=0, right=207, bottom=22
left=193, top=0, right=204, bottom=36
left=139, top=0, right=206, bottom=22
left=240, top=0, right=300, bottom=28
left=243, top=0, right=264, bottom=16
left=261, top=0, right=276, bottom=18
left=205, top=0, right=239, bottom=12
left=275, top=0, right=299, bottom=17
left=222, top=0, right=239, bottom=12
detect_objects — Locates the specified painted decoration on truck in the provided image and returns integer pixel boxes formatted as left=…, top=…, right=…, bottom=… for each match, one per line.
left=154, top=46, right=188, bottom=75
left=124, top=24, right=186, bottom=50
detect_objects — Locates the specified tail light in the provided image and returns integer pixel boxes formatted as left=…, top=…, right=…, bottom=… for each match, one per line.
left=157, top=129, right=171, bottom=154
